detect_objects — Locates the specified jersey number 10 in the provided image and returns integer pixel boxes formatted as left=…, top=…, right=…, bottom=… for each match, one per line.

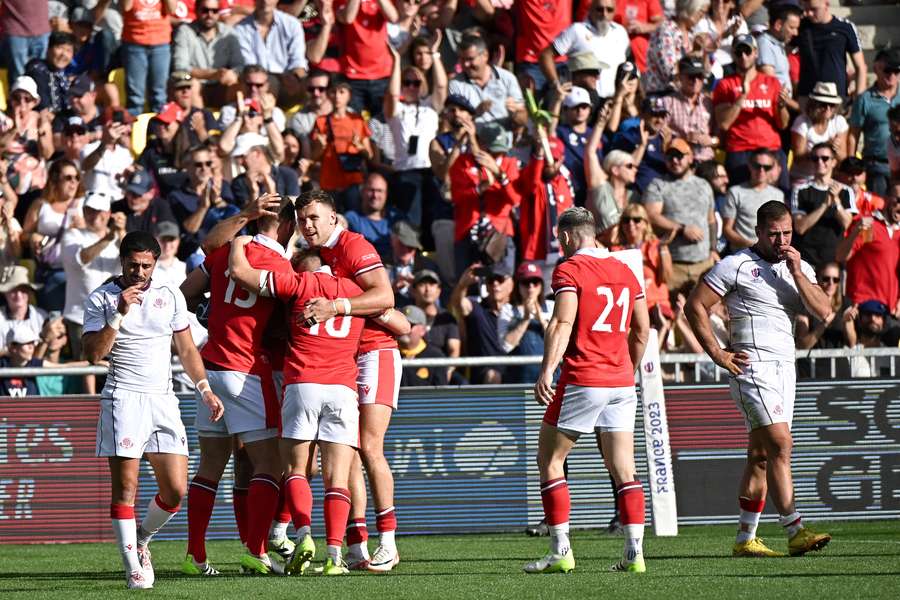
left=310, top=316, right=353, bottom=338
left=591, top=286, right=629, bottom=333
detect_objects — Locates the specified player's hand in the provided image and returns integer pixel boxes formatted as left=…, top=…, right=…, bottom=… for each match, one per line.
left=240, top=192, right=281, bottom=221
left=201, top=390, right=225, bottom=422
left=780, top=244, right=803, bottom=276
left=302, top=296, right=337, bottom=327
left=534, top=372, right=555, bottom=406
left=116, top=284, right=145, bottom=316
left=712, top=348, right=749, bottom=376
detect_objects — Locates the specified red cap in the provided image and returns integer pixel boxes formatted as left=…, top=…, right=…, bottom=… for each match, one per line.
left=546, top=136, right=565, bottom=161
left=156, top=101, right=186, bottom=125
left=515, top=261, right=543, bottom=282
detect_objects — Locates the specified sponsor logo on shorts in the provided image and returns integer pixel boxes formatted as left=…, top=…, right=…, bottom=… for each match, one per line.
left=362, top=384, right=371, bottom=396
left=773, top=404, right=783, bottom=416
left=120, top=437, right=133, bottom=449
left=181, top=436, right=186, bottom=446
left=644, top=361, right=655, bottom=373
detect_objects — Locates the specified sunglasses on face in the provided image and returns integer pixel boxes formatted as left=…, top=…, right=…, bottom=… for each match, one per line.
left=488, top=275, right=508, bottom=284
left=598, top=6, right=616, bottom=13
left=621, top=163, right=637, bottom=170
left=623, top=216, right=644, bottom=224
left=666, top=151, right=686, bottom=161
left=520, top=279, right=542, bottom=287
left=812, top=154, right=833, bottom=163
left=885, top=68, right=900, bottom=76
left=61, top=173, right=80, bottom=182
left=198, top=6, right=219, bottom=13
left=246, top=81, right=266, bottom=88
left=308, top=85, right=327, bottom=93
left=12, top=93, right=35, bottom=103
left=402, top=79, right=422, bottom=88
left=735, top=47, right=753, bottom=56
left=193, top=160, right=214, bottom=168
left=820, top=276, right=840, bottom=284
left=750, top=162, right=774, bottom=171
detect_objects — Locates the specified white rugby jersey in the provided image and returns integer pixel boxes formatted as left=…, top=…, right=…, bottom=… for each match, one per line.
left=83, top=277, right=190, bottom=394
left=703, top=248, right=817, bottom=362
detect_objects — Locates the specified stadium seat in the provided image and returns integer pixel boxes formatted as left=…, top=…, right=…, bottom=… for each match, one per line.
left=131, top=113, right=156, bottom=157
left=0, top=68, right=8, bottom=112
left=284, top=103, right=303, bottom=122
left=108, top=68, right=126, bottom=107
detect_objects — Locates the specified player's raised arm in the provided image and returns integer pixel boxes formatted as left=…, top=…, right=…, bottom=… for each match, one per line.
left=782, top=246, right=831, bottom=322
left=200, top=193, right=283, bottom=255
left=534, top=290, right=577, bottom=406
left=172, top=328, right=224, bottom=422
left=685, top=282, right=748, bottom=376
left=228, top=236, right=273, bottom=297
left=82, top=283, right=145, bottom=363
left=628, top=296, right=650, bottom=371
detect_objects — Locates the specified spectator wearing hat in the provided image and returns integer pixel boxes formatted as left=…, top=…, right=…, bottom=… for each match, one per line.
left=645, top=0, right=709, bottom=94
left=450, top=261, right=514, bottom=384
left=173, top=0, right=246, bottom=107
left=311, top=75, right=373, bottom=213
left=849, top=48, right=900, bottom=198
left=792, top=142, right=854, bottom=269
left=551, top=86, right=599, bottom=207
left=789, top=81, right=848, bottom=183
left=567, top=53, right=604, bottom=114
left=448, top=122, right=521, bottom=279
left=0, top=327, right=47, bottom=396
left=52, top=75, right=105, bottom=151
left=397, top=304, right=448, bottom=387
left=60, top=190, right=124, bottom=379
left=169, top=143, right=237, bottom=253
left=119, top=0, right=177, bottom=115
left=388, top=220, right=440, bottom=299
left=611, top=96, right=670, bottom=194
left=661, top=56, right=717, bottom=162
left=24, top=31, right=77, bottom=114
left=80, top=107, right=136, bottom=203
left=110, top=169, right=177, bottom=234
left=713, top=32, right=790, bottom=193
left=796, top=0, right=866, bottom=102
left=516, top=135, right=574, bottom=271
left=837, top=181, right=900, bottom=318
left=605, top=60, right=641, bottom=134
left=234, top=0, right=308, bottom=106
left=612, top=0, right=663, bottom=73
left=1, top=75, right=55, bottom=165
left=345, top=173, right=402, bottom=260
left=843, top=301, right=889, bottom=377
left=541, top=0, right=629, bottom=100
left=449, top=35, right=526, bottom=128
left=721, top=148, right=785, bottom=251
left=409, top=268, right=461, bottom=380
left=757, top=2, right=802, bottom=110
left=643, top=137, right=718, bottom=294
left=513, top=0, right=572, bottom=95
left=154, top=221, right=188, bottom=287
left=497, top=261, right=555, bottom=384
left=230, top=131, right=299, bottom=205
left=0, top=266, right=47, bottom=356
left=0, top=0, right=50, bottom=85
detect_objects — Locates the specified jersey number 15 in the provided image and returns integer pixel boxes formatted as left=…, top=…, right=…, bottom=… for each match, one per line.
left=591, top=286, right=629, bottom=333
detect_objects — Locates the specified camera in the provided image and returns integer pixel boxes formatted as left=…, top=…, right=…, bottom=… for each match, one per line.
left=113, top=110, right=125, bottom=124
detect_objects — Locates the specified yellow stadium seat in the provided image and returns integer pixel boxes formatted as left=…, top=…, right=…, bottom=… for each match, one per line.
left=0, top=68, right=8, bottom=112
left=283, top=103, right=303, bottom=121
left=108, top=68, right=126, bottom=107
left=131, top=112, right=156, bottom=157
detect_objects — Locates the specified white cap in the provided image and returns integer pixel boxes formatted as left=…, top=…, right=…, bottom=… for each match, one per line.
left=6, top=325, right=38, bottom=346
left=83, top=190, right=112, bottom=212
left=562, top=86, right=591, bottom=108
left=232, top=132, right=268, bottom=157
left=11, top=76, right=40, bottom=104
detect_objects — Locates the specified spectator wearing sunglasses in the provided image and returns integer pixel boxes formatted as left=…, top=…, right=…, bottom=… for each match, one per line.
left=713, top=33, right=790, bottom=194
left=791, top=142, right=854, bottom=269
left=721, top=148, right=785, bottom=252
left=794, top=262, right=845, bottom=350
left=790, top=82, right=848, bottom=184
left=661, top=57, right=716, bottom=162
left=287, top=69, right=333, bottom=140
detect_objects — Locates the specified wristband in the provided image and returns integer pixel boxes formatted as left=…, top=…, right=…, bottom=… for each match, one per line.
left=432, top=52, right=441, bottom=59
left=263, top=116, right=274, bottom=125
left=108, top=312, right=124, bottom=331
left=196, top=378, right=212, bottom=394
left=378, top=308, right=394, bottom=323
left=340, top=297, right=351, bottom=315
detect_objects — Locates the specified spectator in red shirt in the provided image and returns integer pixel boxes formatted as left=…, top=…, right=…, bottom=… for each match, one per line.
left=337, top=0, right=399, bottom=120
left=513, top=0, right=572, bottom=96
left=836, top=181, right=900, bottom=317
left=448, top=122, right=521, bottom=278
left=713, top=33, right=791, bottom=192
left=614, top=0, right=664, bottom=73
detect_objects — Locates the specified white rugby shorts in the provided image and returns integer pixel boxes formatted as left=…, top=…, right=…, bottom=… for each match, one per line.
left=282, top=382, right=359, bottom=447
left=357, top=348, right=401, bottom=409
left=195, top=370, right=280, bottom=443
left=730, top=360, right=795, bottom=431
left=543, top=383, right=638, bottom=435
left=96, top=388, right=188, bottom=458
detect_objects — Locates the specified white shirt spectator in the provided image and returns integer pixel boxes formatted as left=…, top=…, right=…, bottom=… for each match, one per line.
left=496, top=300, right=555, bottom=353
left=791, top=114, right=850, bottom=151
left=154, top=258, right=188, bottom=288
left=80, top=141, right=134, bottom=201
left=234, top=9, right=308, bottom=74
left=552, top=20, right=630, bottom=98
left=61, top=228, right=121, bottom=326
left=0, top=305, right=45, bottom=355
left=389, top=101, right=439, bottom=171
left=693, top=15, right=749, bottom=80
left=218, top=104, right=286, bottom=133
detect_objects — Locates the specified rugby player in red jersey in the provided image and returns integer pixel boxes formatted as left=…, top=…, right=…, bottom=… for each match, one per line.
left=526, top=207, right=650, bottom=575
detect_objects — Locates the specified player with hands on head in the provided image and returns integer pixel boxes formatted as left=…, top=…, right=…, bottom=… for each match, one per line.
left=685, top=200, right=833, bottom=559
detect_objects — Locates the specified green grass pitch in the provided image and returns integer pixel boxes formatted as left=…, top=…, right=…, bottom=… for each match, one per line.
left=2, top=521, right=898, bottom=599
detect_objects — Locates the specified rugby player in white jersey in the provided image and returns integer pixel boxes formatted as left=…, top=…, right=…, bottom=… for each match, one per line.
left=685, top=200, right=832, bottom=557
left=83, top=231, right=224, bottom=589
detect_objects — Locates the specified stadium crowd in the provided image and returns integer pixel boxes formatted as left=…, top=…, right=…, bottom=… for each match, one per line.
left=1, top=0, right=900, bottom=395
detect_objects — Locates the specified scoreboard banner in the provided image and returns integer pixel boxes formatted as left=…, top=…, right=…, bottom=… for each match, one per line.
left=2, top=379, right=898, bottom=543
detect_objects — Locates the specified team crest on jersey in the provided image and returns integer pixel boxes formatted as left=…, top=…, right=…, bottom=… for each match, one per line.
left=759, top=83, right=768, bottom=94
left=153, top=296, right=165, bottom=308
left=644, top=361, right=654, bottom=373
left=120, top=437, right=133, bottom=449
left=751, top=267, right=762, bottom=279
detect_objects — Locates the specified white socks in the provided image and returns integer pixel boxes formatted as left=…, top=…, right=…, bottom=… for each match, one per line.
left=623, top=524, right=645, bottom=561
left=549, top=523, right=570, bottom=556
left=379, top=530, right=396, bottom=551
left=112, top=514, right=141, bottom=573
left=270, top=520, right=289, bottom=540
left=780, top=512, right=803, bottom=537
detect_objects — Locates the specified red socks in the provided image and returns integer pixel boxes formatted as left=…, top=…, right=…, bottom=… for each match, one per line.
left=275, top=477, right=292, bottom=525
left=246, top=475, right=280, bottom=556
left=323, top=488, right=351, bottom=547
left=285, top=475, right=313, bottom=529
left=346, top=518, right=369, bottom=545
left=617, top=481, right=645, bottom=526
left=540, top=478, right=570, bottom=526
left=375, top=506, right=397, bottom=534
left=187, top=476, right=218, bottom=562
left=233, top=487, right=248, bottom=543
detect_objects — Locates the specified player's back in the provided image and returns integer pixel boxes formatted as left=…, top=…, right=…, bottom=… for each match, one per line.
left=273, top=268, right=365, bottom=389
left=201, top=237, right=289, bottom=373
left=552, top=248, right=644, bottom=388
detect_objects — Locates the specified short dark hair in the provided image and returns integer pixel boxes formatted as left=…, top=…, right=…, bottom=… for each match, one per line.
left=254, top=195, right=296, bottom=233
left=811, top=141, right=835, bottom=158
left=328, top=73, right=352, bottom=93
left=557, top=206, right=596, bottom=235
left=751, top=147, right=776, bottom=162
left=770, top=4, right=802, bottom=27
left=757, top=200, right=790, bottom=229
left=120, top=231, right=161, bottom=260
left=295, top=189, right=336, bottom=212
left=458, top=34, right=488, bottom=55
left=695, top=159, right=722, bottom=184
left=241, top=64, right=267, bottom=80
left=307, top=68, right=331, bottom=84
left=49, top=31, right=76, bottom=48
